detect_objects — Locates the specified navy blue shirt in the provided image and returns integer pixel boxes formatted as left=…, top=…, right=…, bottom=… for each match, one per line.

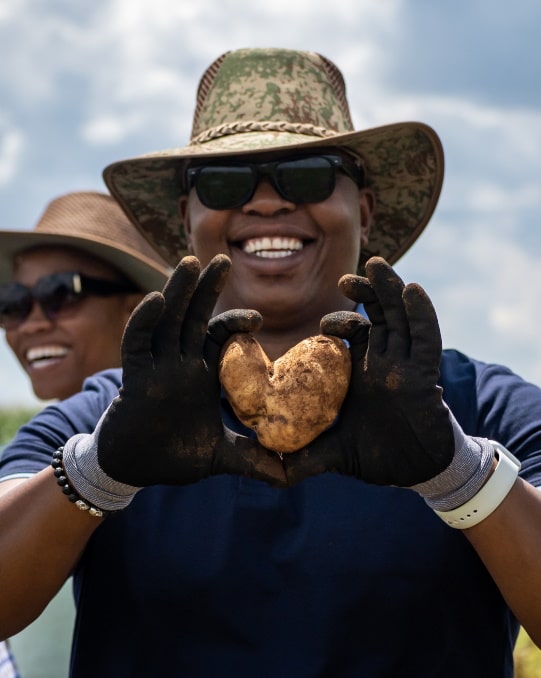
left=1, top=349, right=541, bottom=677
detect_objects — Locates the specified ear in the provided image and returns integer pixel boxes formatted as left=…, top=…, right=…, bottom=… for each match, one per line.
left=178, top=195, right=194, bottom=254
left=359, top=188, right=375, bottom=248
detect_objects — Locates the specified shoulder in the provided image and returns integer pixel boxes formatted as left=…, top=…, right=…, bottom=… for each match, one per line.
left=440, top=349, right=541, bottom=478
left=56, top=368, right=123, bottom=429
left=0, top=368, right=123, bottom=478
left=80, top=368, right=123, bottom=397
left=440, top=348, right=538, bottom=398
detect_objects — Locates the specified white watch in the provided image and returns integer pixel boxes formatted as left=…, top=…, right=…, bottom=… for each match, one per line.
left=434, top=441, right=521, bottom=529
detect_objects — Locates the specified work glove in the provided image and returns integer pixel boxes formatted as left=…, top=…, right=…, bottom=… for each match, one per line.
left=62, top=254, right=286, bottom=512
left=284, top=257, right=494, bottom=498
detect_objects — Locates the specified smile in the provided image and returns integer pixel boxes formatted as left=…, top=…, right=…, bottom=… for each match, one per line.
left=241, top=237, right=304, bottom=258
left=26, top=345, right=69, bottom=365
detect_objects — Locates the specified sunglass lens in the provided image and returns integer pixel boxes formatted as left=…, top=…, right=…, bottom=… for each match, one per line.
left=0, top=283, right=32, bottom=329
left=34, top=274, right=77, bottom=318
left=277, top=157, right=335, bottom=204
left=195, top=166, right=255, bottom=210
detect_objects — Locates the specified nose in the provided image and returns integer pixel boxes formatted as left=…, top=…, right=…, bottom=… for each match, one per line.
left=241, top=178, right=296, bottom=215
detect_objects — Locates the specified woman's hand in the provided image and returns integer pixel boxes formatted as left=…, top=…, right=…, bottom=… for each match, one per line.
left=285, top=257, right=455, bottom=487
left=96, top=254, right=286, bottom=488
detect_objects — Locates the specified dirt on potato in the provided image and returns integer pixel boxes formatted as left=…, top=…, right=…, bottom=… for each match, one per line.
left=219, top=334, right=351, bottom=453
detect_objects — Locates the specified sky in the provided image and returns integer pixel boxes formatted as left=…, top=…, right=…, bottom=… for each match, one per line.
left=0, top=0, right=540, bottom=409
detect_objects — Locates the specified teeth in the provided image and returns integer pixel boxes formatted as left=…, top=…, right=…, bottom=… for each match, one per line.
left=242, top=237, right=303, bottom=258
left=26, top=346, right=69, bottom=363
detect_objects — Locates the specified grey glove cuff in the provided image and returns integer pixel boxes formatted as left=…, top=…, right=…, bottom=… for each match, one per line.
left=62, top=412, right=142, bottom=512
left=410, top=410, right=495, bottom=512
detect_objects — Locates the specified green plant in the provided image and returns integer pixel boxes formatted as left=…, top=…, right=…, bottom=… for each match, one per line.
left=514, top=627, right=541, bottom=677
left=0, top=408, right=40, bottom=446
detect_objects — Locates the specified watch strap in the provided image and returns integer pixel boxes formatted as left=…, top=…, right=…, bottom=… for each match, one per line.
left=434, top=441, right=520, bottom=529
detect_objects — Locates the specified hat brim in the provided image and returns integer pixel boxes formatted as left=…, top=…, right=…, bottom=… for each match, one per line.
left=0, top=231, right=170, bottom=292
left=103, top=121, right=444, bottom=275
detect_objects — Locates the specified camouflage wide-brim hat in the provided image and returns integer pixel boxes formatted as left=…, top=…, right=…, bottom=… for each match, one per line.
left=103, top=48, right=444, bottom=275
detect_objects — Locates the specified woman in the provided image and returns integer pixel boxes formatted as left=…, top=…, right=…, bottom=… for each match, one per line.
left=0, top=190, right=170, bottom=400
left=0, top=50, right=540, bottom=677
left=0, top=190, right=170, bottom=677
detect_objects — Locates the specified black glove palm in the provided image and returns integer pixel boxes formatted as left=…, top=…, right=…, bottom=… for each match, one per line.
left=285, top=257, right=454, bottom=487
left=97, top=254, right=285, bottom=488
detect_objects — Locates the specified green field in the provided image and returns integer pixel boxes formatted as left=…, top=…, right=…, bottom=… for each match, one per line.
left=0, top=408, right=540, bottom=674
left=0, top=407, right=39, bottom=445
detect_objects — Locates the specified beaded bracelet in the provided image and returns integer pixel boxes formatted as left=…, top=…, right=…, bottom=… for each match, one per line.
left=51, top=447, right=109, bottom=519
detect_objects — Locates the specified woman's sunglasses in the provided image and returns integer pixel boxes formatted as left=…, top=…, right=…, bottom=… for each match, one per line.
left=185, top=153, right=365, bottom=211
left=0, top=271, right=140, bottom=330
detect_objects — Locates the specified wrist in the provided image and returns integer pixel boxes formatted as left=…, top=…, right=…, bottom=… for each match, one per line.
left=62, top=419, right=142, bottom=512
left=433, top=442, right=520, bottom=528
left=411, top=412, right=496, bottom=511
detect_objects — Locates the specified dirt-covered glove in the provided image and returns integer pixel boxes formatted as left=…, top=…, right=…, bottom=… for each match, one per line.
left=62, top=255, right=286, bottom=512
left=284, top=257, right=494, bottom=498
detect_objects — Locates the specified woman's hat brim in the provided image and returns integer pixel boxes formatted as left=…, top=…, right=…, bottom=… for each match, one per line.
left=0, top=231, right=170, bottom=292
left=103, top=121, right=444, bottom=275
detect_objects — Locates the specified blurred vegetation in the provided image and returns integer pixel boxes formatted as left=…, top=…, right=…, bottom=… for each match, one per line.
left=515, top=628, right=541, bottom=677
left=0, top=410, right=540, bottom=674
left=0, top=407, right=40, bottom=446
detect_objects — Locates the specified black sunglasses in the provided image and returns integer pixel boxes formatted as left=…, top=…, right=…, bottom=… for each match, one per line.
left=0, top=271, right=140, bottom=330
left=185, top=153, right=365, bottom=210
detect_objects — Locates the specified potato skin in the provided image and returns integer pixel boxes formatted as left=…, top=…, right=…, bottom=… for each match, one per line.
left=219, top=334, right=351, bottom=453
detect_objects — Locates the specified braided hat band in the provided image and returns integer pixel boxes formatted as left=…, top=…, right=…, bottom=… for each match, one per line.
left=103, top=48, right=444, bottom=274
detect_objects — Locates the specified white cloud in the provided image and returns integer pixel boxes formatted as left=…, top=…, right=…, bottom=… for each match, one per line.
left=0, top=0, right=25, bottom=22
left=0, top=0, right=540, bottom=405
left=0, top=126, right=24, bottom=185
left=398, top=215, right=541, bottom=388
left=81, top=111, right=148, bottom=145
left=465, top=181, right=541, bottom=213
left=469, top=234, right=541, bottom=343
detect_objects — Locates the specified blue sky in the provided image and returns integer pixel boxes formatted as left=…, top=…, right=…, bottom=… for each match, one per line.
left=1, top=0, right=540, bottom=408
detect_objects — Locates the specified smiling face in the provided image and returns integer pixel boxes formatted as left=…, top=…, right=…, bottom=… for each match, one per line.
left=5, top=246, right=144, bottom=400
left=180, top=151, right=374, bottom=357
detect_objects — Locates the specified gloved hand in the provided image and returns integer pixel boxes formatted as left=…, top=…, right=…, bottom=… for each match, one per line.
left=64, top=254, right=286, bottom=506
left=284, top=257, right=456, bottom=487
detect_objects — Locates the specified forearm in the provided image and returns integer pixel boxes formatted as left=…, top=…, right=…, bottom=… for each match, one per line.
left=0, top=467, right=101, bottom=638
left=465, top=477, right=541, bottom=647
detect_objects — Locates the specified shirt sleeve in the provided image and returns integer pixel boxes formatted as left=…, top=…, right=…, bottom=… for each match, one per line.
left=441, top=349, right=541, bottom=488
left=475, top=360, right=541, bottom=487
left=0, top=368, right=122, bottom=481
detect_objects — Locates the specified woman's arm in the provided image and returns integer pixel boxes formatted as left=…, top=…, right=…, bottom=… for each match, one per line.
left=0, top=471, right=101, bottom=639
left=0, top=371, right=123, bottom=639
left=465, top=478, right=541, bottom=647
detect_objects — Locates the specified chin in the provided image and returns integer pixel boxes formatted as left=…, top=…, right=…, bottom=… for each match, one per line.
left=31, top=381, right=76, bottom=402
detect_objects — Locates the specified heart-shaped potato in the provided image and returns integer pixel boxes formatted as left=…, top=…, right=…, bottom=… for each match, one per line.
left=219, top=334, right=351, bottom=453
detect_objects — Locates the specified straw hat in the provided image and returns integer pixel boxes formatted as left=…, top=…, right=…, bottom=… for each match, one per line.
left=103, top=48, right=445, bottom=275
left=0, top=191, right=171, bottom=291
